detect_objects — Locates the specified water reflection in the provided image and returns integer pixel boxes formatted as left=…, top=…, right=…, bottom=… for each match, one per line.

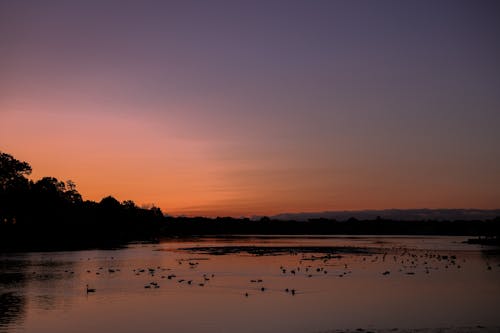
left=0, top=259, right=28, bottom=331
left=0, top=236, right=499, bottom=333
left=0, top=292, right=26, bottom=331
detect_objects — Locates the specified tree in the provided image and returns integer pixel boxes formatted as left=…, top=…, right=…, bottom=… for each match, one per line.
left=99, top=196, right=121, bottom=209
left=122, top=200, right=137, bottom=209
left=34, top=177, right=66, bottom=194
left=0, top=151, right=169, bottom=248
left=1, top=152, right=32, bottom=224
left=64, top=180, right=82, bottom=203
left=0, top=152, right=32, bottom=190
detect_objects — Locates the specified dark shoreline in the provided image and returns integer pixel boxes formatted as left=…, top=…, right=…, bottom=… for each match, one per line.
left=1, top=233, right=499, bottom=253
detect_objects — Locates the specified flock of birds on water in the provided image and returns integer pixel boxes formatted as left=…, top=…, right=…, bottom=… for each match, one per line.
left=77, top=246, right=498, bottom=297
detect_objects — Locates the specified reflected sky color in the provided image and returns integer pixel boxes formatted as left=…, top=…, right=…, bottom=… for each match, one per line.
left=1, top=236, right=499, bottom=333
left=1, top=1, right=499, bottom=216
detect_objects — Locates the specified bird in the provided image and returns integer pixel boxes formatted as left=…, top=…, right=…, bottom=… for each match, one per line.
left=86, top=284, right=96, bottom=293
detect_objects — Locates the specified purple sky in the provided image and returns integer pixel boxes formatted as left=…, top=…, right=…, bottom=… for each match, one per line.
left=1, top=0, right=499, bottom=216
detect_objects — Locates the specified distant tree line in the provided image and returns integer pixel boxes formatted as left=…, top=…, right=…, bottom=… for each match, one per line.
left=1, top=151, right=499, bottom=250
left=163, top=216, right=500, bottom=239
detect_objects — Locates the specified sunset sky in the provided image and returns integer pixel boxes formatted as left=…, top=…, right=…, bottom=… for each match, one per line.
left=1, top=1, right=499, bottom=216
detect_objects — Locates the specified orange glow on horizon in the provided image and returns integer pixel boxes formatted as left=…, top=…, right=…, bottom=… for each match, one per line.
left=2, top=0, right=500, bottom=218
left=1, top=106, right=499, bottom=217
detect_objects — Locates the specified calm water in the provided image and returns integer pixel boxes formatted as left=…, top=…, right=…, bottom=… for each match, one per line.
left=1, top=236, right=499, bottom=333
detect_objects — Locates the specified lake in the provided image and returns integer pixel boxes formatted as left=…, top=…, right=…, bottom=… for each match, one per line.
left=1, top=236, right=499, bottom=333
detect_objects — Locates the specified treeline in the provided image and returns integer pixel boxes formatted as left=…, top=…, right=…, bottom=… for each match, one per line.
left=1, top=151, right=499, bottom=251
left=0, top=152, right=164, bottom=250
left=163, top=216, right=500, bottom=238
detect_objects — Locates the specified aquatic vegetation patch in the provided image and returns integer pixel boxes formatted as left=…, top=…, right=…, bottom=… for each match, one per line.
left=179, top=246, right=379, bottom=256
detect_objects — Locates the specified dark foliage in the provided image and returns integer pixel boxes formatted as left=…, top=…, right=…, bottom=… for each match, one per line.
left=0, top=152, right=164, bottom=250
left=162, top=216, right=500, bottom=238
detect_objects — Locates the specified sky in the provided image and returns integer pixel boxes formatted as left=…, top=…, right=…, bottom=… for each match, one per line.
left=1, top=0, right=499, bottom=216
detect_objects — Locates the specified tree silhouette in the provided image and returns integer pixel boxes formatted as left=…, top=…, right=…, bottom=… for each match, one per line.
left=0, top=150, right=165, bottom=250
left=0, top=152, right=31, bottom=190
left=0, top=152, right=32, bottom=225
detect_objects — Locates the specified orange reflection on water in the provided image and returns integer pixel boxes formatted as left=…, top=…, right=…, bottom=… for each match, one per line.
left=1, top=236, right=499, bottom=333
